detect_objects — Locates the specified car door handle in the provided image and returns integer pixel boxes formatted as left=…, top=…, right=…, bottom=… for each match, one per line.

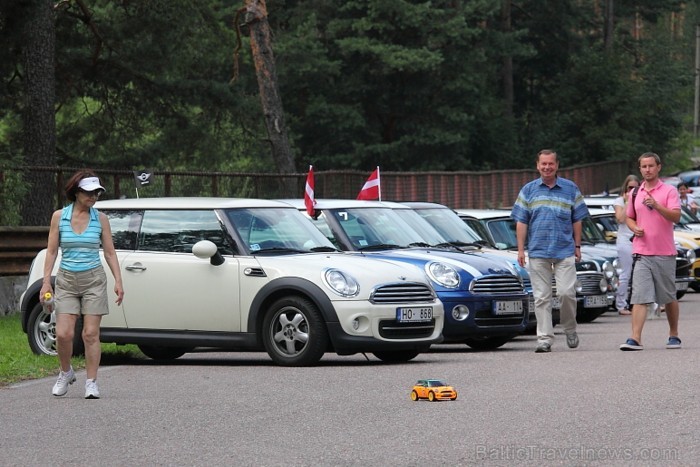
left=125, top=263, right=147, bottom=271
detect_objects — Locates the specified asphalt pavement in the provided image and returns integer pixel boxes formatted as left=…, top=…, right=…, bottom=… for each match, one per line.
left=2, top=293, right=699, bottom=466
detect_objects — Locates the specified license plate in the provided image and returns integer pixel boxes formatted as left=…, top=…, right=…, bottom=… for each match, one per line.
left=584, top=295, right=608, bottom=308
left=396, top=307, right=433, bottom=323
left=675, top=281, right=688, bottom=291
left=493, top=300, right=523, bottom=315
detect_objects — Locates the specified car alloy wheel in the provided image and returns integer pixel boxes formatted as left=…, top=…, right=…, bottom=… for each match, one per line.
left=262, top=296, right=329, bottom=366
left=411, top=390, right=419, bottom=401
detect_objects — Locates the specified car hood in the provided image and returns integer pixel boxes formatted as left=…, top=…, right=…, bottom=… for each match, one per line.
left=356, top=248, right=519, bottom=279
left=253, top=252, right=435, bottom=299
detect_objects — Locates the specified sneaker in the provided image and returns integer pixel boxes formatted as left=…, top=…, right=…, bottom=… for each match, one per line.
left=85, top=379, right=100, bottom=399
left=619, top=338, right=643, bottom=351
left=535, top=342, right=551, bottom=353
left=666, top=336, right=682, bottom=349
left=566, top=332, right=579, bottom=349
left=52, top=367, right=76, bottom=396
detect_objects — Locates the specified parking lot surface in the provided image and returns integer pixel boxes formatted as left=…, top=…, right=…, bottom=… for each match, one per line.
left=2, top=293, right=699, bottom=466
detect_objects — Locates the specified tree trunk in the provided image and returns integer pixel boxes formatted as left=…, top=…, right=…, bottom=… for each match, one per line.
left=501, top=0, right=514, bottom=120
left=244, top=0, right=296, bottom=184
left=20, top=0, right=57, bottom=225
left=603, top=0, right=614, bottom=52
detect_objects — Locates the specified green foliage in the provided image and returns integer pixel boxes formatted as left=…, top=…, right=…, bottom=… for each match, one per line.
left=1, top=0, right=698, bottom=187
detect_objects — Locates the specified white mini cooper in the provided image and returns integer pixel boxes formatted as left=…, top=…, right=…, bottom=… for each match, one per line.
left=19, top=198, right=444, bottom=366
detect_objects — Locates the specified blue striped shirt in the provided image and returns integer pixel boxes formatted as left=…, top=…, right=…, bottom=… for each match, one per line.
left=511, top=176, right=589, bottom=259
left=59, top=204, right=103, bottom=272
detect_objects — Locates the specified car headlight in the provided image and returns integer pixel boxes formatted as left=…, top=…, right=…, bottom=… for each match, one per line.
left=426, top=262, right=460, bottom=288
left=602, top=261, right=615, bottom=280
left=575, top=279, right=583, bottom=294
left=324, top=269, right=360, bottom=297
left=610, top=275, right=620, bottom=291
left=598, top=277, right=608, bottom=293
left=612, top=258, right=622, bottom=276
left=687, top=249, right=697, bottom=263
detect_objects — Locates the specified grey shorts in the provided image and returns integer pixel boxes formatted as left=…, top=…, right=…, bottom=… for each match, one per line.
left=630, top=255, right=677, bottom=306
left=54, top=266, right=109, bottom=316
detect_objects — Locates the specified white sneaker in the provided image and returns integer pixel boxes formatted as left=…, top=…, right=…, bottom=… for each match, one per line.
left=52, top=367, right=76, bottom=396
left=85, top=379, right=100, bottom=399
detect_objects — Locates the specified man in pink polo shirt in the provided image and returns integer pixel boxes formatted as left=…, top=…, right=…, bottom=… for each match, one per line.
left=620, top=152, right=681, bottom=351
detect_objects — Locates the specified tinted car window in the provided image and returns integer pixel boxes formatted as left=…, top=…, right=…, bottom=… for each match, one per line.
left=139, top=210, right=231, bottom=254
left=104, top=210, right=142, bottom=250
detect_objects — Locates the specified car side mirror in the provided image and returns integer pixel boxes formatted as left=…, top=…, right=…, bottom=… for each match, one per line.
left=192, top=240, right=225, bottom=266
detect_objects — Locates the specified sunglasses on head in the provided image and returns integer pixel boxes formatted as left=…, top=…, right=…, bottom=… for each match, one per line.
left=626, top=185, right=638, bottom=191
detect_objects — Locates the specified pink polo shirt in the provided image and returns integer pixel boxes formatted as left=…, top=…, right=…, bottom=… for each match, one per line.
left=626, top=180, right=680, bottom=256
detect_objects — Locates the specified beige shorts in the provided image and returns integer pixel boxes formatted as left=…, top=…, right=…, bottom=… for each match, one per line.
left=55, top=266, right=109, bottom=316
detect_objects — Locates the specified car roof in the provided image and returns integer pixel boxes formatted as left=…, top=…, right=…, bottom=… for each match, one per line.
left=95, top=197, right=292, bottom=210
left=588, top=207, right=614, bottom=216
left=454, top=208, right=512, bottom=220
left=278, top=198, right=408, bottom=210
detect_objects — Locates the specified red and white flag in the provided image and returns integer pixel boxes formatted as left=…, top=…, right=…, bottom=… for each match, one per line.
left=357, top=167, right=381, bottom=200
left=304, top=165, right=316, bottom=216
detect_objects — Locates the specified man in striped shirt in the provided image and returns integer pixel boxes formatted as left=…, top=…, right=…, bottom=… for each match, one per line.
left=512, top=149, right=589, bottom=353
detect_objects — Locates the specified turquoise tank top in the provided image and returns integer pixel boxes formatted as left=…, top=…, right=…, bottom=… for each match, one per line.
left=59, top=204, right=103, bottom=272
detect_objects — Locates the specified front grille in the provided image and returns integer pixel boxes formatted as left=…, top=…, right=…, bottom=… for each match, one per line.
left=370, top=283, right=435, bottom=304
left=470, top=275, right=524, bottom=294
left=576, top=261, right=599, bottom=273
left=577, top=272, right=604, bottom=294
left=676, top=258, right=690, bottom=277
left=378, top=320, right=435, bottom=339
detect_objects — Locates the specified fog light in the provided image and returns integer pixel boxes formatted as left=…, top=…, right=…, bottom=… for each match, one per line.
left=352, top=318, right=360, bottom=330
left=451, top=305, right=470, bottom=321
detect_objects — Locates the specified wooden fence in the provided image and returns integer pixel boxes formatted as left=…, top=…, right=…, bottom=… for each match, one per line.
left=5, top=160, right=631, bottom=211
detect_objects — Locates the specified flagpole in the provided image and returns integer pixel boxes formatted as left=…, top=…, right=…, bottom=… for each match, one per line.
left=377, top=166, right=381, bottom=201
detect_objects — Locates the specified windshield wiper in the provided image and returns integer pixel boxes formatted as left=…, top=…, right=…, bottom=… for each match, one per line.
left=309, top=246, right=339, bottom=252
left=358, top=243, right=405, bottom=251
left=253, top=247, right=307, bottom=254
left=407, top=242, right=432, bottom=248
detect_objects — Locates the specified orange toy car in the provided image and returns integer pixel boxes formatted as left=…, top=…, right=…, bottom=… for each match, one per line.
left=410, top=379, right=457, bottom=401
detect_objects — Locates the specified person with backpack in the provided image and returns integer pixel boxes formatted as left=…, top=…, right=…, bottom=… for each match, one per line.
left=620, top=153, right=681, bottom=351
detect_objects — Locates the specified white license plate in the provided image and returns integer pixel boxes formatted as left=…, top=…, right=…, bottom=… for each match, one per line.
left=493, top=300, right=523, bottom=315
left=396, top=307, right=433, bottom=323
left=675, top=281, right=689, bottom=291
left=584, top=295, right=608, bottom=308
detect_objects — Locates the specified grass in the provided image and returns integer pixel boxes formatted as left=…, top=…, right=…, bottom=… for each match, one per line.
left=0, top=313, right=143, bottom=387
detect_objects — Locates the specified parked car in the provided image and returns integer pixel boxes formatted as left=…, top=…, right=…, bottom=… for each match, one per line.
left=410, top=379, right=457, bottom=401
left=456, top=209, right=617, bottom=323
left=588, top=208, right=697, bottom=295
left=19, top=198, right=446, bottom=366
left=283, top=199, right=530, bottom=350
left=397, top=201, right=555, bottom=332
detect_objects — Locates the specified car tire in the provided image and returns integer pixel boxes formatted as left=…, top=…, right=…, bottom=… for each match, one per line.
left=373, top=350, right=420, bottom=363
left=428, top=391, right=436, bottom=402
left=27, top=302, right=84, bottom=356
left=451, top=394, right=457, bottom=401
left=262, top=296, right=328, bottom=367
left=463, top=336, right=513, bottom=350
left=137, top=345, right=189, bottom=360
left=410, top=390, right=419, bottom=401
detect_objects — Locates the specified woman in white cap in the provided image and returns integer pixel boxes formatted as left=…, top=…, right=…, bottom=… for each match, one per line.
left=41, top=170, right=124, bottom=399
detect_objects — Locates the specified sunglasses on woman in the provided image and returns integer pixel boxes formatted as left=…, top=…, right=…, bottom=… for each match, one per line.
left=79, top=189, right=102, bottom=198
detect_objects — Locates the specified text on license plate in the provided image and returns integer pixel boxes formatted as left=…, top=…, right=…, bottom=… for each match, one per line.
left=396, top=307, right=433, bottom=323
left=493, top=300, right=523, bottom=315
left=584, top=295, right=608, bottom=308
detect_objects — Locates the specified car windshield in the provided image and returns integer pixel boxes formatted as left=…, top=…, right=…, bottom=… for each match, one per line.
left=391, top=209, right=452, bottom=246
left=224, top=208, right=338, bottom=254
left=581, top=217, right=609, bottom=243
left=427, top=380, right=447, bottom=387
left=410, top=207, right=486, bottom=246
left=485, top=218, right=518, bottom=250
left=327, top=207, right=431, bottom=250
